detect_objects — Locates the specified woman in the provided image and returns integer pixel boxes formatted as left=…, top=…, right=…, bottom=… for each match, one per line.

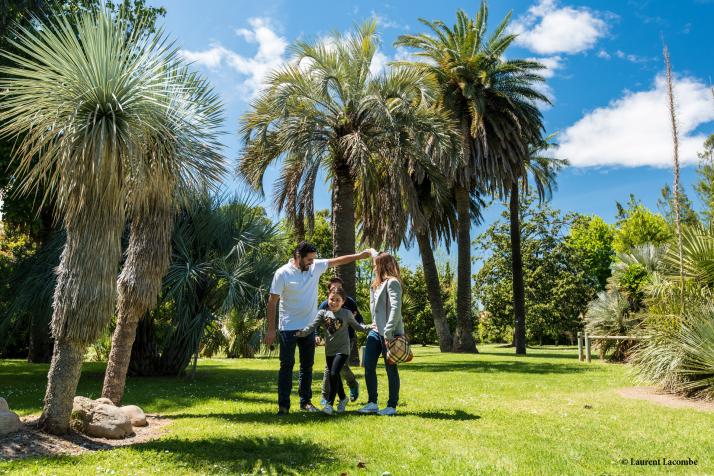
left=358, top=252, right=405, bottom=416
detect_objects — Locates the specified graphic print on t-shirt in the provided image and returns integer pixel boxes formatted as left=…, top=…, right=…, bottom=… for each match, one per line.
left=324, top=314, right=343, bottom=335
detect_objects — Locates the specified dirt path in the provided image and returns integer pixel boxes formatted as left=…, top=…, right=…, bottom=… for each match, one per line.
left=0, top=415, right=171, bottom=460
left=618, top=386, right=714, bottom=412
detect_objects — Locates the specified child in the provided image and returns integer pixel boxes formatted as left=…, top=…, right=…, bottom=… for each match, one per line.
left=297, top=287, right=371, bottom=415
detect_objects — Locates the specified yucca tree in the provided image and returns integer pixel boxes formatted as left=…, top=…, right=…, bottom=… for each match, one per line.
left=0, top=11, right=183, bottom=434
left=101, top=69, right=226, bottom=404
left=510, top=139, right=566, bottom=354
left=396, top=2, right=548, bottom=352
left=240, top=21, right=439, bottom=297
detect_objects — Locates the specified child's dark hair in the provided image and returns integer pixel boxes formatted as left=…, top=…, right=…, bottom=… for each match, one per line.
left=293, top=241, right=317, bottom=259
left=328, top=276, right=344, bottom=289
left=329, top=287, right=346, bottom=302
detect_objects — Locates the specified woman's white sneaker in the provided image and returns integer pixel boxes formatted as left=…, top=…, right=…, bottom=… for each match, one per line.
left=378, top=406, right=397, bottom=416
left=337, top=397, right=349, bottom=413
left=357, top=402, right=379, bottom=414
left=322, top=404, right=334, bottom=415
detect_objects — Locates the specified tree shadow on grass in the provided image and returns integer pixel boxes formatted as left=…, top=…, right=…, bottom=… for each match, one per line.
left=134, top=435, right=332, bottom=474
left=402, top=360, right=588, bottom=374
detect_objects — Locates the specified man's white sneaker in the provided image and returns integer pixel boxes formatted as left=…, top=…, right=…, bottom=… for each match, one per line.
left=378, top=406, right=397, bottom=416
left=337, top=397, right=349, bottom=413
left=322, top=404, right=334, bottom=415
left=357, top=402, right=379, bottom=414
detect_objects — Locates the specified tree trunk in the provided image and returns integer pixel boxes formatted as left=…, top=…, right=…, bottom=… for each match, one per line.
left=510, top=181, right=527, bottom=355
left=332, top=157, right=357, bottom=298
left=38, top=337, right=85, bottom=434
left=452, top=185, right=477, bottom=353
left=416, top=231, right=453, bottom=352
left=102, top=204, right=173, bottom=404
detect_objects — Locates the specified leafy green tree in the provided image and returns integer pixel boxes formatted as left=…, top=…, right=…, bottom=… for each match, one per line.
left=396, top=3, right=548, bottom=353
left=695, top=133, right=714, bottom=226
left=658, top=184, right=698, bottom=227
left=613, top=200, right=672, bottom=253
left=567, top=215, right=615, bottom=290
left=474, top=196, right=595, bottom=345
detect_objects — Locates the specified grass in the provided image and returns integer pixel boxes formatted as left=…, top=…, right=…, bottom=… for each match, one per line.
left=1, top=344, right=712, bottom=475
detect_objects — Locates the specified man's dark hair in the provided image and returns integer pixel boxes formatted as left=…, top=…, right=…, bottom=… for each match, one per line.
left=293, top=241, right=318, bottom=259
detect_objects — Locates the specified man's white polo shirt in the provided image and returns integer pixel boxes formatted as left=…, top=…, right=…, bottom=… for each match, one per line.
left=270, top=258, right=330, bottom=331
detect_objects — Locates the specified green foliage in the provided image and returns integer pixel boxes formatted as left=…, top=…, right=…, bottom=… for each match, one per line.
left=401, top=267, right=437, bottom=345
left=657, top=184, right=699, bottom=227
left=613, top=197, right=672, bottom=253
left=695, top=133, right=714, bottom=226
left=474, top=196, right=597, bottom=345
left=129, top=193, right=284, bottom=376
left=584, top=289, right=638, bottom=361
left=566, top=215, right=615, bottom=290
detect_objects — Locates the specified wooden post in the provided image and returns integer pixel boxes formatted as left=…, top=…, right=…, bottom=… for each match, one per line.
left=577, top=331, right=584, bottom=362
left=585, top=332, right=591, bottom=363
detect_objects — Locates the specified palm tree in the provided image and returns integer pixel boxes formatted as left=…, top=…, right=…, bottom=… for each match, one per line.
left=127, top=192, right=282, bottom=377
left=510, top=138, right=566, bottom=354
left=352, top=67, right=465, bottom=352
left=0, top=11, right=183, bottom=434
left=240, top=21, right=436, bottom=298
left=396, top=3, right=548, bottom=352
left=101, top=68, right=226, bottom=405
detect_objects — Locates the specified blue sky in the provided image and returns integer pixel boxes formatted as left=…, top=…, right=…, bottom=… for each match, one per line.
left=148, top=0, right=714, bottom=267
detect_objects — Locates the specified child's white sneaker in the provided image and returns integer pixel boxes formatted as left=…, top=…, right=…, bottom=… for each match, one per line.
left=357, top=402, right=379, bottom=414
left=322, top=404, right=334, bottom=415
left=378, top=406, right=397, bottom=416
left=337, top=397, right=349, bottom=413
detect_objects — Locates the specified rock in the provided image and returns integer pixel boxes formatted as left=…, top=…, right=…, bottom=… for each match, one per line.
left=0, top=410, right=21, bottom=436
left=95, top=397, right=115, bottom=406
left=119, top=405, right=147, bottom=427
left=71, top=396, right=133, bottom=439
left=0, top=397, right=8, bottom=412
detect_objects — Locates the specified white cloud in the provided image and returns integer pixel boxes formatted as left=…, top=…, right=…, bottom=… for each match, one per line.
left=179, top=17, right=287, bottom=99
left=370, top=50, right=388, bottom=76
left=597, top=49, right=611, bottom=60
left=529, top=55, right=563, bottom=78
left=511, top=0, right=609, bottom=55
left=371, top=11, right=409, bottom=30
left=557, top=74, right=714, bottom=168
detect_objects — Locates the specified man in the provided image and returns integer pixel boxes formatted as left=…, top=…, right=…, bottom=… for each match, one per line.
left=265, top=241, right=375, bottom=414
left=319, top=277, right=362, bottom=405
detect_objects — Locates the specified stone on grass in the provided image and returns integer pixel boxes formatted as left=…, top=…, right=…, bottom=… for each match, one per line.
left=70, top=396, right=133, bottom=439
left=95, top=397, right=115, bottom=406
left=119, top=405, right=147, bottom=427
left=0, top=410, right=21, bottom=436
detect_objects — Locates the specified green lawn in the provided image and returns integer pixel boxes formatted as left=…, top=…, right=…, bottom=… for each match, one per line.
left=1, top=345, right=711, bottom=475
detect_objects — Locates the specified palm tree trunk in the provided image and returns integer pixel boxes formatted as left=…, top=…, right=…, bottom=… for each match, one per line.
left=452, top=184, right=477, bottom=353
left=417, top=231, right=453, bottom=352
left=39, top=199, right=124, bottom=434
left=510, top=180, right=527, bottom=355
left=38, top=336, right=85, bottom=434
left=102, top=203, right=173, bottom=404
left=332, top=157, right=357, bottom=298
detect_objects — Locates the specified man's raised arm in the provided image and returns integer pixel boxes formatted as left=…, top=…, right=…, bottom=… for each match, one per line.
left=263, top=293, right=280, bottom=346
left=327, top=248, right=376, bottom=268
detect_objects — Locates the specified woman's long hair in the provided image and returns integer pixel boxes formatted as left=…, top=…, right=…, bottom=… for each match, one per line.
left=371, top=252, right=402, bottom=289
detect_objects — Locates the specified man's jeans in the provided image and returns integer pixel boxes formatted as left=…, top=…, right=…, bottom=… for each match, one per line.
left=278, top=330, right=316, bottom=409
left=363, top=330, right=400, bottom=408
